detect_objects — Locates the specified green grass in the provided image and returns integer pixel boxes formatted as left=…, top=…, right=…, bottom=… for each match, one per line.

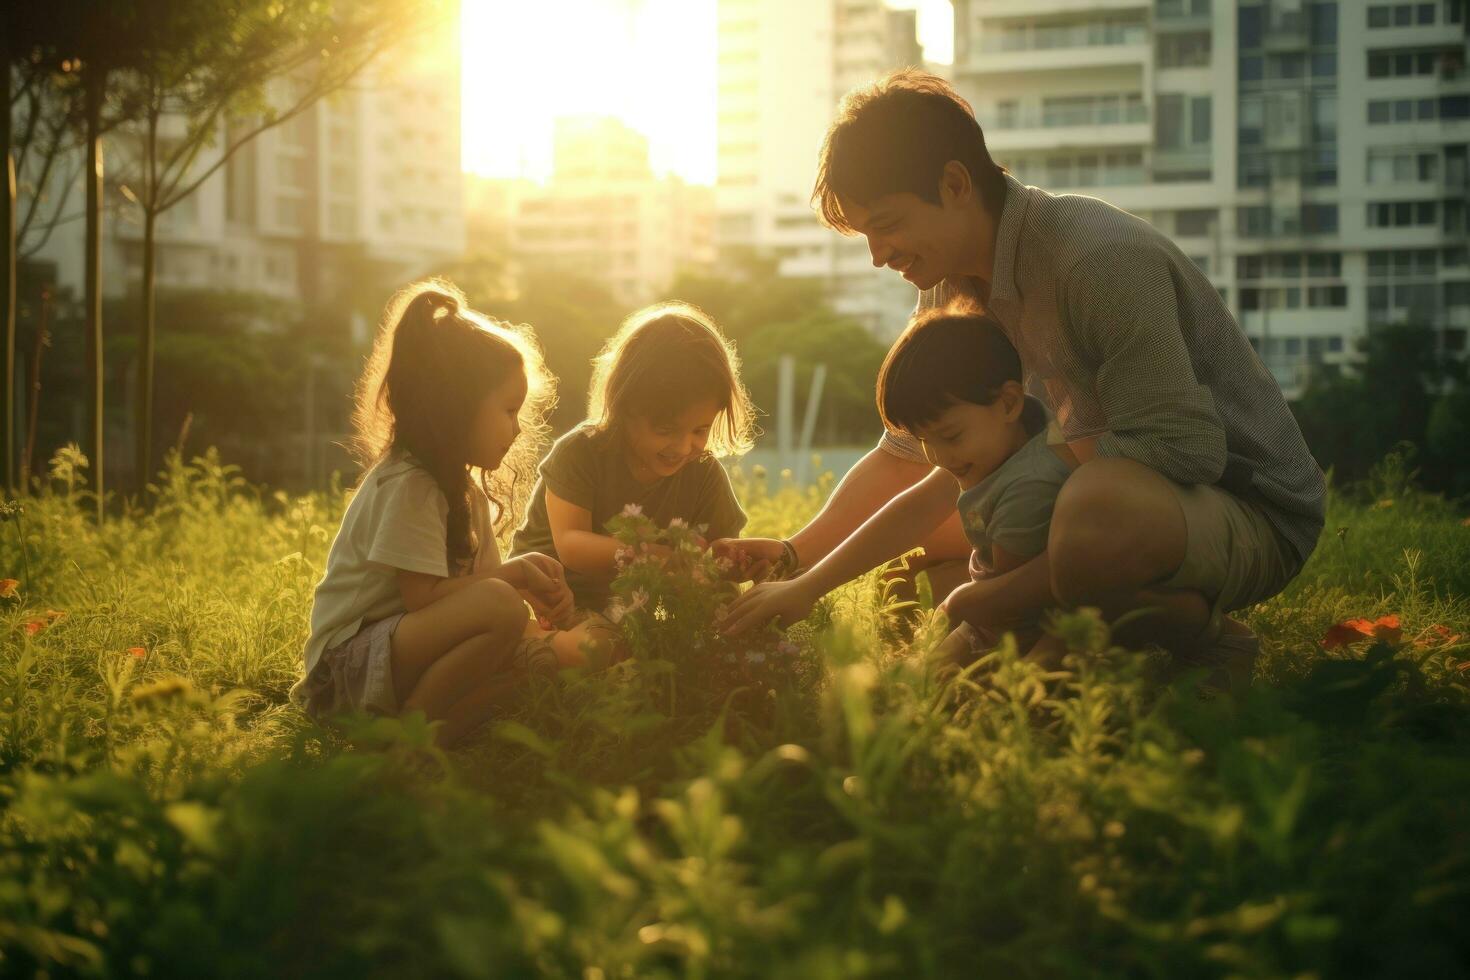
left=1, top=448, right=1468, bottom=978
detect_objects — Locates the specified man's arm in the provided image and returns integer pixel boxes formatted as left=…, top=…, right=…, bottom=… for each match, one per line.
left=722, top=466, right=956, bottom=634
left=787, top=442, right=934, bottom=567
left=1067, top=245, right=1228, bottom=485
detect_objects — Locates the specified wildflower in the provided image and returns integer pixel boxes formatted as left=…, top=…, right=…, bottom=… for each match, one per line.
left=621, top=503, right=643, bottom=517
left=713, top=556, right=734, bottom=573
left=0, top=579, right=18, bottom=599
left=1322, top=613, right=1402, bottom=649
left=1414, top=624, right=1464, bottom=648
left=668, top=517, right=687, bottom=529
left=22, top=609, right=64, bottom=636
left=127, top=646, right=147, bottom=659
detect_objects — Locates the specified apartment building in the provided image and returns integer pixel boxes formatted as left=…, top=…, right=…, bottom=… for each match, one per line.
left=952, top=0, right=1470, bottom=394
left=500, top=116, right=716, bottom=308
left=32, top=14, right=465, bottom=325
left=716, top=0, right=929, bottom=340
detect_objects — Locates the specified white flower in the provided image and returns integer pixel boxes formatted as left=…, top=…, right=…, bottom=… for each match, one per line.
left=621, top=503, right=643, bottom=517
left=668, top=517, right=687, bottom=529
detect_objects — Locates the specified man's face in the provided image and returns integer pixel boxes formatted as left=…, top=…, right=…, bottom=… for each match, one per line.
left=839, top=179, right=974, bottom=291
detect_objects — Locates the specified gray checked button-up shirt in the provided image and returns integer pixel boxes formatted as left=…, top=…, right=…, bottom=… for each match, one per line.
left=879, top=174, right=1326, bottom=564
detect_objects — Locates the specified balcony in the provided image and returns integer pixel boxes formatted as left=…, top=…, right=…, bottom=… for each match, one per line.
left=969, top=33, right=1149, bottom=75
left=980, top=102, right=1150, bottom=152
left=1155, top=0, right=1211, bottom=30
left=973, top=0, right=1146, bottom=17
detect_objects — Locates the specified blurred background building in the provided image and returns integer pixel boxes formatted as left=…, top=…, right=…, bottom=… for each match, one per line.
left=32, top=35, right=465, bottom=327
left=714, top=0, right=934, bottom=341
left=952, top=0, right=1470, bottom=395
left=485, top=116, right=716, bottom=307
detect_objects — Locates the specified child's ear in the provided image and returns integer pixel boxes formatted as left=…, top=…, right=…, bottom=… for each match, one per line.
left=1000, top=380, right=1026, bottom=422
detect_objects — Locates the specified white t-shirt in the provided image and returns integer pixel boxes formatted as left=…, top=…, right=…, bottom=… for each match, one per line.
left=290, top=452, right=501, bottom=703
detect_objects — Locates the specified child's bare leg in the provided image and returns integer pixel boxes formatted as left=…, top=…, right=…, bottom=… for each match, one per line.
left=431, top=635, right=527, bottom=746
left=390, top=578, right=530, bottom=745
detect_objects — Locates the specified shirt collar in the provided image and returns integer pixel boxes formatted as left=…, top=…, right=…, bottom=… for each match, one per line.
left=987, top=173, right=1031, bottom=308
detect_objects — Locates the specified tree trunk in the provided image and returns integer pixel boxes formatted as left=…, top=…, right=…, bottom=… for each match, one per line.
left=84, top=69, right=105, bottom=520
left=136, top=206, right=155, bottom=490
left=2, top=52, right=16, bottom=495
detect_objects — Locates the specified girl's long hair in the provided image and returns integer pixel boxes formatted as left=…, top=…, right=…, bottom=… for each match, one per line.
left=352, top=279, right=555, bottom=571
left=585, top=301, right=756, bottom=457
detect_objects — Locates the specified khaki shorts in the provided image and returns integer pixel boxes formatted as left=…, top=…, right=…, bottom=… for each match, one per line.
left=1159, top=483, right=1298, bottom=615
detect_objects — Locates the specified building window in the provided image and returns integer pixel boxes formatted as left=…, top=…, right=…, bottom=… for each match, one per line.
left=1369, top=3, right=1439, bottom=26
left=1367, top=200, right=1439, bottom=227
left=1368, top=47, right=1459, bottom=79
left=1157, top=31, right=1211, bottom=68
left=1175, top=208, right=1216, bottom=236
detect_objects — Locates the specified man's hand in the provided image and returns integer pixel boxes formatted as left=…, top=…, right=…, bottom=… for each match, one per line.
left=721, top=577, right=818, bottom=635
left=503, top=554, right=575, bottom=627
left=709, top=537, right=785, bottom=582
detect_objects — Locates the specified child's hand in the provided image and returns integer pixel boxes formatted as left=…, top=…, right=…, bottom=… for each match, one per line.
left=504, top=554, right=575, bottom=627
left=709, top=537, right=785, bottom=582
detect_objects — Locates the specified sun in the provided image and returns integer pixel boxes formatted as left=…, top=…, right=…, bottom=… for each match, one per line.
left=459, top=0, right=717, bottom=184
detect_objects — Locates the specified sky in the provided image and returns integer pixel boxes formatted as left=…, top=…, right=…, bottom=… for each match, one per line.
left=459, top=0, right=953, bottom=185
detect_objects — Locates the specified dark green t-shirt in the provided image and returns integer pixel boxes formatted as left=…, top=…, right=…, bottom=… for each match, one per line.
left=510, top=424, right=747, bottom=609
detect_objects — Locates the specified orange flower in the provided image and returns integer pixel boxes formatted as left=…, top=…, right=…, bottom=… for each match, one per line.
left=1322, top=614, right=1403, bottom=649
left=127, top=646, right=147, bottom=659
left=0, top=579, right=18, bottom=599
left=1415, top=624, right=1464, bottom=648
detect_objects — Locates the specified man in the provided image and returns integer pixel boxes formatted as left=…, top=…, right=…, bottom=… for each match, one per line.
left=718, top=70, right=1325, bottom=672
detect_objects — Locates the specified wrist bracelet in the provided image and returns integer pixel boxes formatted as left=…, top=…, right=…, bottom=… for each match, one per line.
left=778, top=539, right=799, bottom=578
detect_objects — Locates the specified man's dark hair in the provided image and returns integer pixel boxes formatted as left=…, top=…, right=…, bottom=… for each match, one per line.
left=878, top=303, right=1045, bottom=436
left=814, top=69, right=1008, bottom=234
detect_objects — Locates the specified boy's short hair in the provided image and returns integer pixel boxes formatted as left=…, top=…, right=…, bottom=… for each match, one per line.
left=814, top=69, right=1008, bottom=234
left=878, top=304, right=1037, bottom=434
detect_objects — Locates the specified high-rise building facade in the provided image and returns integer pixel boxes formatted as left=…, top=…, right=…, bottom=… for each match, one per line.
left=716, top=0, right=928, bottom=340
left=32, top=15, right=465, bottom=319
left=496, top=116, right=716, bottom=308
left=952, top=0, right=1470, bottom=395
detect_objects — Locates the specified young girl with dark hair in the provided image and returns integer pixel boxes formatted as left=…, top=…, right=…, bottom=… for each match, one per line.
left=293, top=280, right=578, bottom=747
left=511, top=301, right=757, bottom=613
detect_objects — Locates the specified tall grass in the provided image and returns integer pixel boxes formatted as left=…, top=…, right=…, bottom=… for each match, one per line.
left=1, top=449, right=1467, bottom=978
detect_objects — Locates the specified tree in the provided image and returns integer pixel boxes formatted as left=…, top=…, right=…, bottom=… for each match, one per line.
left=111, top=0, right=444, bottom=491
left=1292, top=324, right=1467, bottom=491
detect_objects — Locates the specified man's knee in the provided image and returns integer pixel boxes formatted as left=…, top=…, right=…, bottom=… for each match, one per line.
left=1049, top=458, right=1187, bottom=604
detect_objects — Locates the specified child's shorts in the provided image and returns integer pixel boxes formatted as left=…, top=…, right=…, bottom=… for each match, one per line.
left=301, top=614, right=404, bottom=720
